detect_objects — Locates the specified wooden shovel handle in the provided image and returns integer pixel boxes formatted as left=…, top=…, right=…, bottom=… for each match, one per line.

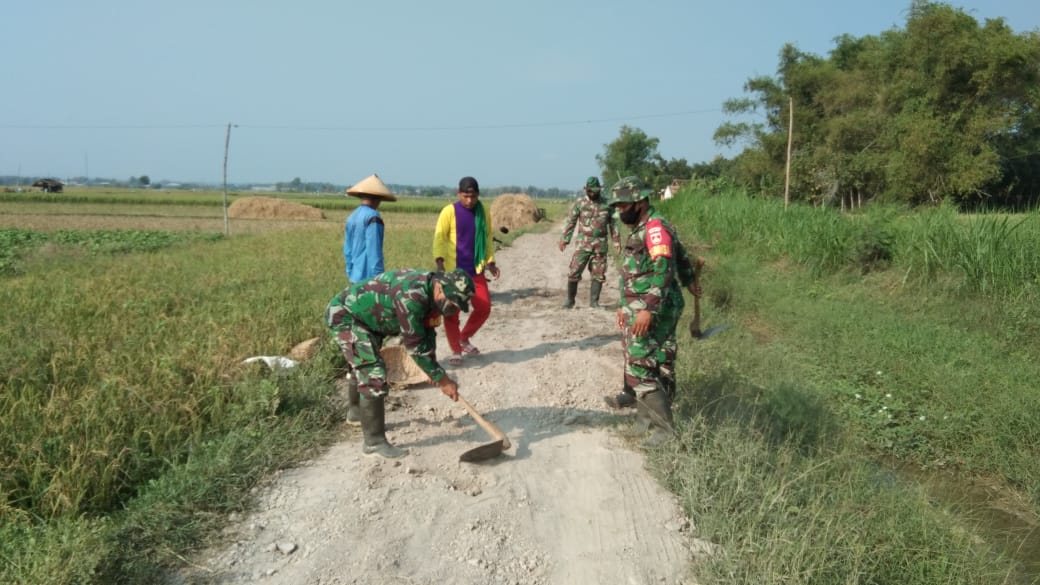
left=690, top=256, right=705, bottom=337
left=457, top=394, right=511, bottom=450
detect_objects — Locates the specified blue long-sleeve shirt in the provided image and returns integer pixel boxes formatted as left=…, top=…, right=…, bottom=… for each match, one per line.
left=344, top=204, right=385, bottom=282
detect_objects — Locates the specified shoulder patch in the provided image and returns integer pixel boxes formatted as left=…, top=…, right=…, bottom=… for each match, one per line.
left=645, top=219, right=672, bottom=259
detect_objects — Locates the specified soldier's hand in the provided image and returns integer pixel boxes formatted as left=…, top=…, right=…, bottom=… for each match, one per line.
left=558, top=241, right=566, bottom=252
left=688, top=282, right=702, bottom=298
left=438, top=377, right=459, bottom=401
left=616, top=308, right=625, bottom=330
left=631, top=310, right=652, bottom=337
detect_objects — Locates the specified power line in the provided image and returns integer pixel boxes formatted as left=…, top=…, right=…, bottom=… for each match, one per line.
left=241, top=109, right=723, bottom=131
left=0, top=108, right=722, bottom=132
left=0, top=124, right=224, bottom=129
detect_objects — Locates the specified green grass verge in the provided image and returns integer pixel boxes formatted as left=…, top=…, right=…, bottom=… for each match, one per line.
left=647, top=188, right=1040, bottom=582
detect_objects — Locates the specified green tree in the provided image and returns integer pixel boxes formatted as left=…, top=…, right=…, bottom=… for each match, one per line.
left=138, top=175, right=150, bottom=187
left=596, top=126, right=660, bottom=187
left=714, top=0, right=1040, bottom=208
left=651, top=155, right=696, bottom=193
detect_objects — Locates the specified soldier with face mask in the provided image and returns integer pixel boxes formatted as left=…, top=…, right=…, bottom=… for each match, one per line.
left=558, top=176, right=622, bottom=308
left=324, top=268, right=475, bottom=458
left=604, top=177, right=700, bottom=447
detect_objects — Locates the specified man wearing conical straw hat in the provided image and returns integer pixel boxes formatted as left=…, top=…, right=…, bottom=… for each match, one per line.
left=344, top=173, right=397, bottom=284
left=341, top=174, right=397, bottom=428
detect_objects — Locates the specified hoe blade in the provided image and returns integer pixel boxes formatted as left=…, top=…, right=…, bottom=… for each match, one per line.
left=459, top=440, right=506, bottom=463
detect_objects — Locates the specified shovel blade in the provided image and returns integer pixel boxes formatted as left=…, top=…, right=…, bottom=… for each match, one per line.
left=697, top=324, right=731, bottom=339
left=459, top=440, right=506, bottom=463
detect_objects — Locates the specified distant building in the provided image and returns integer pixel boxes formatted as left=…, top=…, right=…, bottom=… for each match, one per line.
left=661, top=179, right=690, bottom=200
left=31, top=178, right=64, bottom=193
left=251, top=185, right=277, bottom=192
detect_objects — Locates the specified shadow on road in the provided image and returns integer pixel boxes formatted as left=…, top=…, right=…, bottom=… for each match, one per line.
left=472, top=334, right=618, bottom=364
left=398, top=405, right=631, bottom=463
left=490, top=287, right=555, bottom=305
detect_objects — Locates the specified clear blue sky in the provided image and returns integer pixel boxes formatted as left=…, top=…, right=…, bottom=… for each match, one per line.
left=2, top=0, right=1036, bottom=190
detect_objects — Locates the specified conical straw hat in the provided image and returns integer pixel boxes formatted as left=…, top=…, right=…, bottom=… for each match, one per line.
left=345, top=173, right=397, bottom=201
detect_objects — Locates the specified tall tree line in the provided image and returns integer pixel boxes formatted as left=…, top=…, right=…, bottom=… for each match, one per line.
left=715, top=0, right=1040, bottom=209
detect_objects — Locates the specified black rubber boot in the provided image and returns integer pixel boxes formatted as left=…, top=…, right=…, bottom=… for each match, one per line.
left=345, top=374, right=361, bottom=427
left=360, top=396, right=408, bottom=459
left=561, top=281, right=578, bottom=308
left=604, top=382, right=637, bottom=409
left=640, top=390, right=676, bottom=447
left=589, top=281, right=603, bottom=308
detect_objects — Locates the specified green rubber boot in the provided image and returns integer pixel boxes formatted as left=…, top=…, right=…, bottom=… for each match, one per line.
left=589, top=281, right=603, bottom=309
left=640, top=390, right=676, bottom=447
left=561, top=281, right=578, bottom=308
left=360, top=396, right=408, bottom=459
left=345, top=375, right=361, bottom=427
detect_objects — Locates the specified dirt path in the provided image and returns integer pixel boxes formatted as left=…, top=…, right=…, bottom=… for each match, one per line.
left=176, top=227, right=696, bottom=585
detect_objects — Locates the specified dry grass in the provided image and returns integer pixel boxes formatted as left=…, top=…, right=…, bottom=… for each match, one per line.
left=0, top=201, right=442, bottom=235
left=0, top=213, right=341, bottom=234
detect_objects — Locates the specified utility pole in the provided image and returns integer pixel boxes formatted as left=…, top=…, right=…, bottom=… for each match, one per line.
left=784, top=96, right=793, bottom=211
left=223, top=123, right=234, bottom=236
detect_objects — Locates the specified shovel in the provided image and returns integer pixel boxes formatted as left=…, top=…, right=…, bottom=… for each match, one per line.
left=689, top=295, right=731, bottom=339
left=456, top=394, right=512, bottom=463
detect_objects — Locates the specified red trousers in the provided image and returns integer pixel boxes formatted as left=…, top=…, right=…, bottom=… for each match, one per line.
left=444, top=273, right=491, bottom=354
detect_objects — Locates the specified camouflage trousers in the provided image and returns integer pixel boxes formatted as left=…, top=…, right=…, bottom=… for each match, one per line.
left=620, top=304, right=682, bottom=398
left=325, top=306, right=390, bottom=398
left=567, top=248, right=609, bottom=283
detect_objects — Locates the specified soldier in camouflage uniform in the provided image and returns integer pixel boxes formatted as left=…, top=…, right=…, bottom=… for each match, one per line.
left=324, top=268, right=475, bottom=459
left=559, top=176, right=622, bottom=308
left=604, top=176, right=700, bottom=446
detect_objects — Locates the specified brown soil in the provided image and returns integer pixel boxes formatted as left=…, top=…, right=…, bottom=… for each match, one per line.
left=227, top=197, right=325, bottom=220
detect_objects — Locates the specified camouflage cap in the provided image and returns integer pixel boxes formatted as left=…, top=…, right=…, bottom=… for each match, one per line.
left=433, top=269, right=475, bottom=313
left=608, top=176, right=651, bottom=205
left=585, top=176, right=601, bottom=190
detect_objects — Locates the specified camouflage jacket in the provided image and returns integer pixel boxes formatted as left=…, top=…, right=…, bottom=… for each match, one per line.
left=328, top=269, right=447, bottom=382
left=561, top=196, right=621, bottom=254
left=617, top=207, right=697, bottom=315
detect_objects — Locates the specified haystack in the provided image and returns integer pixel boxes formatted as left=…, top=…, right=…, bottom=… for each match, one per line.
left=228, top=196, right=325, bottom=220
left=490, top=193, right=541, bottom=233
left=287, top=336, right=321, bottom=361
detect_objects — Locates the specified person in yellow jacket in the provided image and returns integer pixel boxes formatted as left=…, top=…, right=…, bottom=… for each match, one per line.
left=433, top=176, right=502, bottom=365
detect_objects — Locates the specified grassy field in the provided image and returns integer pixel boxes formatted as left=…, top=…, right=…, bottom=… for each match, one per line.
left=0, top=190, right=566, bottom=584
left=655, top=188, right=1040, bottom=583
left=1, top=188, right=1037, bottom=584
